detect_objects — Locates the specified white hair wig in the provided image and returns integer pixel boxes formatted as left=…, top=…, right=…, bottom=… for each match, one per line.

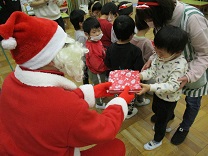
left=53, top=36, right=89, bottom=82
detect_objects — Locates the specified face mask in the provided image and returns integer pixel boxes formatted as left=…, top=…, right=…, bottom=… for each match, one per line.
left=107, top=14, right=113, bottom=22
left=90, top=33, right=103, bottom=42
left=146, top=21, right=154, bottom=28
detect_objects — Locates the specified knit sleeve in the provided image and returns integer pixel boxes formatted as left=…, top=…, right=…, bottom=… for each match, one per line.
left=150, top=59, right=188, bottom=94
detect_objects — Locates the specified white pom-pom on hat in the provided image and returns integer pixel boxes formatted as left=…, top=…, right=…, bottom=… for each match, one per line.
left=1, top=37, right=17, bottom=50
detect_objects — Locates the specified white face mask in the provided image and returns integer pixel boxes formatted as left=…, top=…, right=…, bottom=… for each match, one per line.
left=146, top=21, right=154, bottom=28
left=107, top=14, right=113, bottom=22
left=90, top=33, right=103, bottom=42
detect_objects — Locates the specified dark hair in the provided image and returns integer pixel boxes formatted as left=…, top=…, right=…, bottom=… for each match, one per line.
left=117, top=1, right=133, bottom=16
left=83, top=17, right=101, bottom=34
left=88, top=0, right=102, bottom=12
left=136, top=0, right=175, bottom=28
left=135, top=14, right=149, bottom=31
left=113, top=15, right=135, bottom=41
left=69, top=9, right=85, bottom=30
left=101, top=2, right=117, bottom=15
left=154, top=25, right=188, bottom=54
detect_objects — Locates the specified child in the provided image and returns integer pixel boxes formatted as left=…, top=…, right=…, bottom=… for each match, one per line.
left=29, top=0, right=65, bottom=31
left=111, top=1, right=133, bottom=44
left=117, top=1, right=133, bottom=16
left=105, top=15, right=144, bottom=119
left=70, top=9, right=86, bottom=46
left=131, top=14, right=154, bottom=63
left=88, top=0, right=102, bottom=18
left=137, top=25, right=188, bottom=150
left=130, top=14, right=155, bottom=105
left=83, top=17, right=108, bottom=109
left=98, top=2, right=118, bottom=48
left=70, top=9, right=89, bottom=84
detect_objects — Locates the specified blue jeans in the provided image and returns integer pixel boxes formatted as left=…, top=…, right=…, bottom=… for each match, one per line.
left=180, top=96, right=202, bottom=131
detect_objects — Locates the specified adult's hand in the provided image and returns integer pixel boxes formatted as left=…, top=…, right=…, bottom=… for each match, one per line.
left=178, top=75, right=188, bottom=89
left=94, top=82, right=113, bottom=98
left=119, top=86, right=135, bottom=104
left=141, top=59, right=152, bottom=72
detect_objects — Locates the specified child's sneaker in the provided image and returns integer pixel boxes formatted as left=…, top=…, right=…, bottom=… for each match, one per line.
left=95, top=103, right=106, bottom=109
left=135, top=98, right=150, bottom=106
left=144, top=140, right=162, bottom=150
left=126, top=107, right=138, bottom=119
left=152, top=125, right=172, bottom=132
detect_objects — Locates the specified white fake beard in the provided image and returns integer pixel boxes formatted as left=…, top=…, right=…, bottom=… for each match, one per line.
left=53, top=41, right=88, bottom=82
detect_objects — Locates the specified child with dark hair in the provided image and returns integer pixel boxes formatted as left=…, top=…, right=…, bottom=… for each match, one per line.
left=137, top=25, right=188, bottom=150
left=137, top=0, right=208, bottom=145
left=70, top=9, right=89, bottom=84
left=111, top=1, right=133, bottom=44
left=105, top=15, right=144, bottom=119
left=131, top=14, right=154, bottom=63
left=70, top=9, right=86, bottom=46
left=98, top=2, right=118, bottom=48
left=88, top=0, right=102, bottom=18
left=83, top=17, right=108, bottom=109
left=117, top=1, right=133, bottom=16
left=130, top=14, right=154, bottom=106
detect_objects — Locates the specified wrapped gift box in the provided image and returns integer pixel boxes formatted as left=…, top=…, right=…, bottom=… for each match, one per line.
left=108, top=70, right=141, bottom=93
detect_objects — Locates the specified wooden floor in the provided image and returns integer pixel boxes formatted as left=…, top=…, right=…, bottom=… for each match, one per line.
left=1, top=18, right=208, bottom=156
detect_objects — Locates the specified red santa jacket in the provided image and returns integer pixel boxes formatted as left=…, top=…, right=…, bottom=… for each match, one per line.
left=0, top=66, right=128, bottom=156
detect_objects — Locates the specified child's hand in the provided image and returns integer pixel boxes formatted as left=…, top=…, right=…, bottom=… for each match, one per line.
left=139, top=73, right=143, bottom=81
left=137, top=83, right=150, bottom=95
left=141, top=60, right=152, bottom=72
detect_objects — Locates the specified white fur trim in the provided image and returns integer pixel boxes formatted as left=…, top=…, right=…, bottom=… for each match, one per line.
left=74, top=148, right=80, bottom=156
left=14, top=65, right=77, bottom=90
left=1, top=37, right=17, bottom=50
left=20, top=26, right=67, bottom=70
left=79, top=84, right=95, bottom=108
left=106, top=97, right=128, bottom=120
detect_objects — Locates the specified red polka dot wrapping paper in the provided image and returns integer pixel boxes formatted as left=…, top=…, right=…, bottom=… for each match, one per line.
left=108, top=70, right=142, bottom=93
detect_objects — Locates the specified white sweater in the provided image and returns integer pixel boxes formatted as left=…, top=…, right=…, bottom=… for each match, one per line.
left=29, top=0, right=64, bottom=20
left=141, top=54, right=188, bottom=102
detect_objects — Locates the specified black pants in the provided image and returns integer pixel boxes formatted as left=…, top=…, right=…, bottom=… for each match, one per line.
left=152, top=94, right=177, bottom=142
left=54, top=17, right=65, bottom=31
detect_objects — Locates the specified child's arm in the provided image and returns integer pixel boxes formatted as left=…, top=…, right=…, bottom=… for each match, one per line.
left=140, top=59, right=156, bottom=81
left=29, top=0, right=48, bottom=7
left=87, top=44, right=108, bottom=73
left=104, top=47, right=112, bottom=69
left=149, top=61, right=188, bottom=94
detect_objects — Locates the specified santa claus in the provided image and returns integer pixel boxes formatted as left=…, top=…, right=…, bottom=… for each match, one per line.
left=0, top=11, right=134, bottom=156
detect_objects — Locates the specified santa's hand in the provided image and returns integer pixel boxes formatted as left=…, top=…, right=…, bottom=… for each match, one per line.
left=178, top=75, right=188, bottom=89
left=136, top=83, right=150, bottom=95
left=94, top=82, right=113, bottom=98
left=141, top=60, right=152, bottom=72
left=119, top=86, right=135, bottom=104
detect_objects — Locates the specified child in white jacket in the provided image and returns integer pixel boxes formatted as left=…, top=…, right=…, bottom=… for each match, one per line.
left=137, top=25, right=188, bottom=150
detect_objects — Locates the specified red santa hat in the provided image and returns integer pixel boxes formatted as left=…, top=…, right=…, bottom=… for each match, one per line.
left=0, top=11, right=67, bottom=69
